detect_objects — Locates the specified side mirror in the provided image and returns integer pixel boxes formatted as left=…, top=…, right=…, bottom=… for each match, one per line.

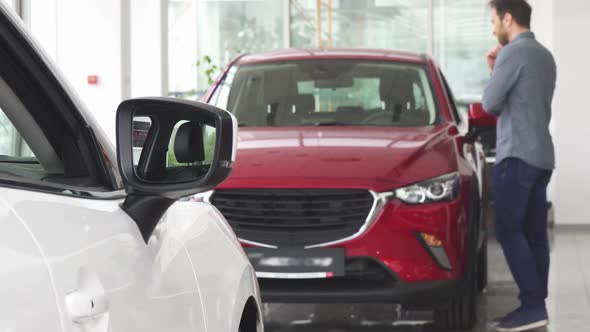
left=468, top=103, right=497, bottom=128
left=116, top=97, right=237, bottom=242
left=117, top=97, right=236, bottom=199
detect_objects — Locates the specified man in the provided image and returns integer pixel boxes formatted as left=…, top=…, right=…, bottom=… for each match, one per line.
left=483, top=0, right=556, bottom=331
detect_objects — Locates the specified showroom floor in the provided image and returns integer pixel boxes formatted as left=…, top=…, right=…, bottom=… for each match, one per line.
left=262, top=226, right=590, bottom=331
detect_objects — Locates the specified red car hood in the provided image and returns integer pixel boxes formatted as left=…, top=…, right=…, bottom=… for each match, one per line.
left=219, top=125, right=458, bottom=192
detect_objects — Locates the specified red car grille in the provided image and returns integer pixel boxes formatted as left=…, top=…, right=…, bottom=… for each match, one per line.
left=210, top=189, right=375, bottom=247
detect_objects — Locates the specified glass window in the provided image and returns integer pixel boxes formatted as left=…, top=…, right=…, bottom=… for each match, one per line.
left=0, top=105, right=45, bottom=181
left=167, top=0, right=287, bottom=98
left=433, top=0, right=495, bottom=102
left=291, top=0, right=428, bottom=53
left=168, top=0, right=198, bottom=99
left=0, top=107, right=36, bottom=161
left=296, top=78, right=383, bottom=112
left=166, top=0, right=494, bottom=106
left=213, top=60, right=438, bottom=127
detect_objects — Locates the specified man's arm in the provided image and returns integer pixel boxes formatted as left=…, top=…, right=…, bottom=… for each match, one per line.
left=482, top=50, right=523, bottom=116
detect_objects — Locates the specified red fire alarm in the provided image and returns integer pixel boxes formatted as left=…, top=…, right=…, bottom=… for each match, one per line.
left=87, top=75, right=98, bottom=85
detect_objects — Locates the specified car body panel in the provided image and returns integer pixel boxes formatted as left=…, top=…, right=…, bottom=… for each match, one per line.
left=0, top=195, right=62, bottom=331
left=235, top=48, right=425, bottom=65
left=222, top=125, right=460, bottom=192
left=157, top=201, right=260, bottom=332
left=0, top=185, right=261, bottom=332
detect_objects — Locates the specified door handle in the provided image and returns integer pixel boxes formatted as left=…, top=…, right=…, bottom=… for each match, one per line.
left=65, top=289, right=109, bottom=323
left=65, top=267, right=109, bottom=324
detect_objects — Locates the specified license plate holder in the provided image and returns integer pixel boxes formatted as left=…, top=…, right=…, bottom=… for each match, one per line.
left=244, top=248, right=345, bottom=279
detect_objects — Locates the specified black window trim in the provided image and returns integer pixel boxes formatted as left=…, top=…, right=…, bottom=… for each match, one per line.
left=0, top=9, right=124, bottom=199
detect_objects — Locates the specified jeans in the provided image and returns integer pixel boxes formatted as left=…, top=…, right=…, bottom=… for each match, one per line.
left=493, top=157, right=553, bottom=309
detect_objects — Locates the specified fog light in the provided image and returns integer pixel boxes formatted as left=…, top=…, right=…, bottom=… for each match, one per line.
left=418, top=233, right=452, bottom=271
left=421, top=233, right=443, bottom=247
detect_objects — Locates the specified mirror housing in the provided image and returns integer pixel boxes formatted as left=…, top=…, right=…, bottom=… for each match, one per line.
left=116, top=97, right=237, bottom=242
left=468, top=103, right=497, bottom=128
left=117, top=97, right=237, bottom=199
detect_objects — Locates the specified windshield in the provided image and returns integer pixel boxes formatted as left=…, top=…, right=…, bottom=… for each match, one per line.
left=210, top=60, right=439, bottom=127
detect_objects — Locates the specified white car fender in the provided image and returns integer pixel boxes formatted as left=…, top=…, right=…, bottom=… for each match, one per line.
left=158, top=201, right=261, bottom=331
left=230, top=266, right=263, bottom=332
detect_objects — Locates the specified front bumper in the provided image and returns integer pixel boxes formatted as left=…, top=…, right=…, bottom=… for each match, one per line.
left=259, top=274, right=465, bottom=308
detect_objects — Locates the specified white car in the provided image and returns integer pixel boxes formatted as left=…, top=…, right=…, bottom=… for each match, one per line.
left=0, top=5, right=262, bottom=332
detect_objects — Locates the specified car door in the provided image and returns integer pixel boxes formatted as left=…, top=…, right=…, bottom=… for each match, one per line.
left=0, top=196, right=62, bottom=331
left=0, top=7, right=204, bottom=332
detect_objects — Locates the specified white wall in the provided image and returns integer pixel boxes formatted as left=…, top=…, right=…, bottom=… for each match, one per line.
left=528, top=0, right=557, bottom=205
left=28, top=0, right=168, bottom=144
left=29, top=0, right=127, bottom=144
left=29, top=0, right=57, bottom=60
left=526, top=0, right=590, bottom=225
left=529, top=0, right=554, bottom=50
left=552, top=0, right=590, bottom=224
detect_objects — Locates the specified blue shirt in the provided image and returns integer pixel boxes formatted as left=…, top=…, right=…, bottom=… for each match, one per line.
left=482, top=32, right=556, bottom=170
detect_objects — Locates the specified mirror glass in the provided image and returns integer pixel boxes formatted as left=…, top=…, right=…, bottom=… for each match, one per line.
left=132, top=117, right=152, bottom=166
left=132, top=115, right=217, bottom=183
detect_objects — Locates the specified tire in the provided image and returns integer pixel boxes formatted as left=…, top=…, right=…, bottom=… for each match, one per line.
left=478, top=175, right=489, bottom=293
left=477, top=237, right=488, bottom=293
left=433, top=261, right=478, bottom=330
left=238, top=299, right=262, bottom=332
left=433, top=183, right=480, bottom=330
left=238, top=318, right=262, bottom=332
left=238, top=318, right=261, bottom=332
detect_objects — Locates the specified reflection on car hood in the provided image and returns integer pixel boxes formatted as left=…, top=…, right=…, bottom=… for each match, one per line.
left=218, top=126, right=458, bottom=191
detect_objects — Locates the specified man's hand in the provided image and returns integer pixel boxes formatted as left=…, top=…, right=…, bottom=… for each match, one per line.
left=486, top=45, right=503, bottom=72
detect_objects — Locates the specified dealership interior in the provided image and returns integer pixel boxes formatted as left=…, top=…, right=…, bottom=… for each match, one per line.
left=1, top=0, right=589, bottom=331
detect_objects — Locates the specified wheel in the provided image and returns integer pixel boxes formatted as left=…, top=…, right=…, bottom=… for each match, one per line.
left=238, top=317, right=262, bottom=332
left=433, top=260, right=478, bottom=330
left=478, top=177, right=489, bottom=293
left=434, top=186, right=480, bottom=330
left=477, top=237, right=488, bottom=293
left=238, top=300, right=262, bottom=332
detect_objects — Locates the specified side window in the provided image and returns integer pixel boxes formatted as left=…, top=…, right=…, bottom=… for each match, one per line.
left=0, top=103, right=48, bottom=182
left=1, top=36, right=113, bottom=191
left=0, top=109, right=35, bottom=160
left=440, top=72, right=462, bottom=124
left=413, top=82, right=426, bottom=111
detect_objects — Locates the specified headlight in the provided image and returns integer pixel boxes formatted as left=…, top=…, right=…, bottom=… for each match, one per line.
left=395, top=173, right=461, bottom=204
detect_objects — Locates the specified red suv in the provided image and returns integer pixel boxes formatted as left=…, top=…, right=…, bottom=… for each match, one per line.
left=200, top=49, right=495, bottom=330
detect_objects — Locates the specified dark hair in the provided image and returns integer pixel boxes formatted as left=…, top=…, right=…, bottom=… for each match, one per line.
left=489, top=0, right=532, bottom=28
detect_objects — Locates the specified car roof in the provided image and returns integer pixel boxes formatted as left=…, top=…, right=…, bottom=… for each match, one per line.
left=235, top=48, right=427, bottom=65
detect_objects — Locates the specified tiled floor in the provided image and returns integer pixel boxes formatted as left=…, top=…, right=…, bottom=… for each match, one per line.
left=262, top=225, right=590, bottom=331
